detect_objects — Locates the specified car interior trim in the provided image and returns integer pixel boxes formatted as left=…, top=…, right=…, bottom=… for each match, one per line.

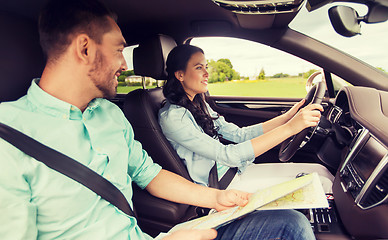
left=339, top=127, right=369, bottom=173
left=214, top=100, right=296, bottom=106
left=212, top=0, right=305, bottom=15
left=356, top=152, right=388, bottom=210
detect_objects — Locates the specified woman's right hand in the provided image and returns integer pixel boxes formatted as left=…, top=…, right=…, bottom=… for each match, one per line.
left=163, top=229, right=217, bottom=240
left=285, top=103, right=323, bottom=135
left=282, top=99, right=305, bottom=122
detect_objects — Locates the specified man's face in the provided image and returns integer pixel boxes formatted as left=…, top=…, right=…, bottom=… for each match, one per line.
left=88, top=18, right=127, bottom=99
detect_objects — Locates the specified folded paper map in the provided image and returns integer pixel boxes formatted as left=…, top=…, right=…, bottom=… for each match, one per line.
left=168, top=172, right=328, bottom=233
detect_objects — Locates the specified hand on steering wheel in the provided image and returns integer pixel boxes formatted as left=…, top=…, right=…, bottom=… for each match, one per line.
left=286, top=102, right=323, bottom=134
left=278, top=81, right=326, bottom=162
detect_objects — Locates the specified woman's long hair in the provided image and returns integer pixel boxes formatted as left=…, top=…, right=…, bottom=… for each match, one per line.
left=163, top=45, right=220, bottom=138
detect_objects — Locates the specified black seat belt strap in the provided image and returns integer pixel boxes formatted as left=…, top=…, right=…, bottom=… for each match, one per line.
left=209, top=162, right=237, bottom=190
left=208, top=163, right=220, bottom=189
left=219, top=167, right=238, bottom=190
left=0, top=122, right=136, bottom=217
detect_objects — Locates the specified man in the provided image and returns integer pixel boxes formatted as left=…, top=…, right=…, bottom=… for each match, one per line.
left=0, top=0, right=315, bottom=239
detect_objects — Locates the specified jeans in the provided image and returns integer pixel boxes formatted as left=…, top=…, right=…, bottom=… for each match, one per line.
left=215, top=209, right=315, bottom=240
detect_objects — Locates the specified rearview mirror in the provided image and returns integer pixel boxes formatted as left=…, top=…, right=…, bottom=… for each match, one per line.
left=328, top=4, right=388, bottom=37
left=365, top=4, right=388, bottom=23
left=328, top=6, right=361, bottom=37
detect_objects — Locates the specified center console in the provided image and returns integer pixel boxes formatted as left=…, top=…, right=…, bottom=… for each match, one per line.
left=339, top=128, right=388, bottom=210
left=333, top=127, right=388, bottom=239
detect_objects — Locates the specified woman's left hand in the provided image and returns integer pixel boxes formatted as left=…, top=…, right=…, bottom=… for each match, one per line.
left=213, top=189, right=251, bottom=212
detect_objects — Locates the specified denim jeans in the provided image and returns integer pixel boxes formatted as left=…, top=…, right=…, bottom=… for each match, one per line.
left=215, top=209, right=315, bottom=240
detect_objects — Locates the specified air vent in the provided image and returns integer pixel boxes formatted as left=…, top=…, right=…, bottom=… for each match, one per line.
left=212, top=0, right=305, bottom=14
left=327, top=105, right=342, bottom=123
left=361, top=170, right=388, bottom=208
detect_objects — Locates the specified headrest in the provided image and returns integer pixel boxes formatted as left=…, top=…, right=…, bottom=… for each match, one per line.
left=0, top=11, right=44, bottom=102
left=133, top=34, right=177, bottom=80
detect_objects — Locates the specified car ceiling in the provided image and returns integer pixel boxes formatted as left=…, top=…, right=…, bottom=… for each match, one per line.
left=0, top=0, right=299, bottom=44
left=3, top=0, right=387, bottom=91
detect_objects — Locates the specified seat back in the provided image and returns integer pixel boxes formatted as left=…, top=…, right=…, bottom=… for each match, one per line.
left=0, top=11, right=44, bottom=103
left=124, top=34, right=192, bottom=180
left=124, top=88, right=193, bottom=180
left=123, top=35, right=198, bottom=236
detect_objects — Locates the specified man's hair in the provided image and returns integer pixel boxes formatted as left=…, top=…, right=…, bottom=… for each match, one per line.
left=39, top=0, right=116, bottom=62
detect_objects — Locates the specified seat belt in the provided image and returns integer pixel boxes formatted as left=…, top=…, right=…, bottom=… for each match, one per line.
left=219, top=167, right=237, bottom=190
left=209, top=163, right=237, bottom=190
left=0, top=122, right=136, bottom=218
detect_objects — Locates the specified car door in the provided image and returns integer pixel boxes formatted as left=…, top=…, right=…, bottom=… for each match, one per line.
left=191, top=37, right=324, bottom=164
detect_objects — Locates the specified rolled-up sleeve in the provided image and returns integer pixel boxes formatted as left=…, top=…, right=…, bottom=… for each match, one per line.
left=124, top=119, right=162, bottom=189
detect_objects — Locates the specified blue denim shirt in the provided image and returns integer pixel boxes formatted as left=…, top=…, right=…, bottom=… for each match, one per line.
left=0, top=79, right=161, bottom=240
left=159, top=100, right=263, bottom=186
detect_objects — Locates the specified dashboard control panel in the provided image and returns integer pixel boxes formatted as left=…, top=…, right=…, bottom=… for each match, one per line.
left=339, top=128, right=388, bottom=209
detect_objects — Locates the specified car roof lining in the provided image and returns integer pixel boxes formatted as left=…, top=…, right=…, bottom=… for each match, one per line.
left=1, top=0, right=387, bottom=91
left=0, top=0, right=299, bottom=45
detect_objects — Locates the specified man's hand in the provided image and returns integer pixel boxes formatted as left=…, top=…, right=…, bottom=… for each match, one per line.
left=163, top=229, right=217, bottom=240
left=146, top=170, right=252, bottom=214
left=214, top=189, right=251, bottom=212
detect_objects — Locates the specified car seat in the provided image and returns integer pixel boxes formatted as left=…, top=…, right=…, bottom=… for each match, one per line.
left=123, top=35, right=199, bottom=236
left=124, top=35, right=191, bottom=180
left=0, top=11, right=44, bottom=103
left=123, top=34, right=336, bottom=236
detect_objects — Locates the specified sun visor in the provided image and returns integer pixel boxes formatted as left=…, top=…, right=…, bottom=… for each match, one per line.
left=211, top=0, right=305, bottom=15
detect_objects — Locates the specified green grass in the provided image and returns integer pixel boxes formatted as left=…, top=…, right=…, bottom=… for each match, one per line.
left=117, top=85, right=144, bottom=93
left=207, top=77, right=307, bottom=98
left=117, top=77, right=308, bottom=98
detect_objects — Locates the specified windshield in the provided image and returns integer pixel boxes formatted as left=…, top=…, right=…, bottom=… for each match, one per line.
left=290, top=3, right=388, bottom=72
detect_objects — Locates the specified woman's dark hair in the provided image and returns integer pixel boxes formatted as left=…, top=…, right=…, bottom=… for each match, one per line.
left=39, top=0, right=116, bottom=62
left=163, top=45, right=221, bottom=138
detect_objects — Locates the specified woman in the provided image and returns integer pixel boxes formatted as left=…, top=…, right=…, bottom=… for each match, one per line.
left=159, top=44, right=333, bottom=192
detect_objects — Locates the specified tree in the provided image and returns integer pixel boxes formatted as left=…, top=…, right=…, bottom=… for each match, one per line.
left=303, top=69, right=318, bottom=79
left=218, top=58, right=233, bottom=69
left=121, top=70, right=135, bottom=76
left=118, top=70, right=135, bottom=82
left=272, top=73, right=289, bottom=78
left=232, top=71, right=240, bottom=80
left=257, top=68, right=265, bottom=80
left=207, top=59, right=219, bottom=83
left=207, top=58, right=240, bottom=83
left=118, top=75, right=126, bottom=82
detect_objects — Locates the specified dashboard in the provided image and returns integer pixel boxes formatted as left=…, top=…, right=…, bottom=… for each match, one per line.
left=325, top=86, right=388, bottom=239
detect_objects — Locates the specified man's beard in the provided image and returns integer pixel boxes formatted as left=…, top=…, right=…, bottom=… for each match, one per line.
left=88, top=50, right=118, bottom=99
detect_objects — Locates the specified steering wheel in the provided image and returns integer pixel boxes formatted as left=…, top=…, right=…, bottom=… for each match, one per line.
left=278, top=80, right=326, bottom=162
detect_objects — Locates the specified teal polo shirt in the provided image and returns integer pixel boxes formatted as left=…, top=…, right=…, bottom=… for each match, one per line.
left=0, top=79, right=162, bottom=239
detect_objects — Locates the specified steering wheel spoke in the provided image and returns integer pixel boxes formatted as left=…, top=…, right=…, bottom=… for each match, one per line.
left=278, top=80, right=326, bottom=162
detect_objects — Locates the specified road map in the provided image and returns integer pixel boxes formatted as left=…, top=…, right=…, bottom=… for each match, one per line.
left=168, top=172, right=328, bottom=232
left=258, top=172, right=328, bottom=210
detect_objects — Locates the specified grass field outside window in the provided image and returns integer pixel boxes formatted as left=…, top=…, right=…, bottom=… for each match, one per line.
left=117, top=77, right=307, bottom=98
left=207, top=77, right=307, bottom=98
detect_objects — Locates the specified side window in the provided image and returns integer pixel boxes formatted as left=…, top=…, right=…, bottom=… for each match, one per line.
left=190, top=37, right=321, bottom=98
left=331, top=74, right=352, bottom=95
left=307, top=71, right=352, bottom=97
left=118, top=45, right=157, bottom=94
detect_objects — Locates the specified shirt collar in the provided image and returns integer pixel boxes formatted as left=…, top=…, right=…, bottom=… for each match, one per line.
left=27, top=78, right=102, bottom=119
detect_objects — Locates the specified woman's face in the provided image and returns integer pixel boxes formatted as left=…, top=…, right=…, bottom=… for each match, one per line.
left=176, top=51, right=208, bottom=101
